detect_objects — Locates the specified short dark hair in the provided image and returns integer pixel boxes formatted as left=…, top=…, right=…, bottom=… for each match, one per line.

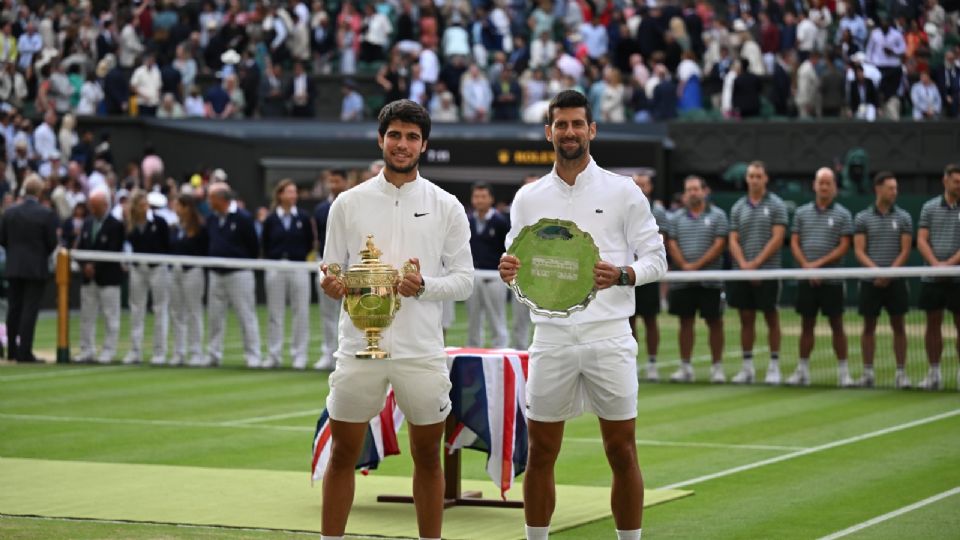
left=327, top=168, right=347, bottom=178
left=546, top=90, right=593, bottom=125
left=378, top=99, right=431, bottom=141
left=684, top=175, right=707, bottom=189
left=471, top=182, right=493, bottom=196
left=944, top=163, right=960, bottom=177
left=873, top=171, right=896, bottom=186
left=747, top=160, right=767, bottom=173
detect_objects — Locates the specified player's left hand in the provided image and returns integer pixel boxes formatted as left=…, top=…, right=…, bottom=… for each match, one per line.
left=398, top=257, right=424, bottom=297
left=593, top=261, right=620, bottom=290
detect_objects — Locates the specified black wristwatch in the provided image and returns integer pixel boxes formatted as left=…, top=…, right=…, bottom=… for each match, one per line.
left=617, top=266, right=631, bottom=286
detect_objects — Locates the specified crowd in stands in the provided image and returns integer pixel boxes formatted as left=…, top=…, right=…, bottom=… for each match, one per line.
left=0, top=0, right=955, bottom=123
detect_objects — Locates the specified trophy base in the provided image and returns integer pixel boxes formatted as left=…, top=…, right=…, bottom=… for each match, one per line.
left=356, top=349, right=389, bottom=359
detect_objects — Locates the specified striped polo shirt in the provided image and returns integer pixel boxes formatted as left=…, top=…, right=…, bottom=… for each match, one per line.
left=793, top=200, right=853, bottom=283
left=730, top=192, right=789, bottom=269
left=666, top=204, right=728, bottom=288
left=918, top=195, right=960, bottom=282
left=854, top=204, right=912, bottom=278
left=651, top=203, right=668, bottom=234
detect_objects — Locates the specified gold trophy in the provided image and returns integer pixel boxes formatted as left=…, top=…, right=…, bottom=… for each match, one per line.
left=326, top=235, right=415, bottom=359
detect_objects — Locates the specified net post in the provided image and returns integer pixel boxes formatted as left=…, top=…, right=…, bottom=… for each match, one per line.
left=55, top=248, right=71, bottom=364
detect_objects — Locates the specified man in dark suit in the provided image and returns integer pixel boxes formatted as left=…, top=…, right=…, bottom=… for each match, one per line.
left=934, top=50, right=960, bottom=118
left=0, top=176, right=59, bottom=362
left=849, top=64, right=880, bottom=120
left=733, top=59, right=763, bottom=118
left=465, top=182, right=510, bottom=348
left=286, top=61, right=314, bottom=117
left=312, top=169, right=348, bottom=370
left=75, top=189, right=125, bottom=364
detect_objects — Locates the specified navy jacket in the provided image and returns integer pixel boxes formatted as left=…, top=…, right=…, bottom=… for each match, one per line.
left=77, top=214, right=125, bottom=286
left=261, top=209, right=315, bottom=261
left=468, top=210, right=510, bottom=270
left=127, top=215, right=171, bottom=256
left=313, top=199, right=333, bottom=257
left=207, top=209, right=259, bottom=272
left=0, top=198, right=59, bottom=280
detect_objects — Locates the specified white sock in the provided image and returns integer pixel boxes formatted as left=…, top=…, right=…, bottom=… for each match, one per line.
left=420, top=537, right=441, bottom=540
left=616, top=529, right=642, bottom=540
left=799, top=358, right=810, bottom=370
left=896, top=366, right=904, bottom=375
left=742, top=351, right=753, bottom=369
left=526, top=524, right=550, bottom=540
left=931, top=363, right=941, bottom=376
left=320, top=536, right=343, bottom=540
left=838, top=359, right=848, bottom=376
left=864, top=366, right=874, bottom=377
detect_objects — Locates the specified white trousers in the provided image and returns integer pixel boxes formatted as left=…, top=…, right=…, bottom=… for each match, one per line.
left=128, top=264, right=170, bottom=360
left=265, top=267, right=310, bottom=368
left=207, top=270, right=261, bottom=367
left=466, top=276, right=508, bottom=348
left=169, top=266, right=205, bottom=363
left=79, top=284, right=121, bottom=362
left=318, top=276, right=340, bottom=361
left=510, top=291, right=531, bottom=351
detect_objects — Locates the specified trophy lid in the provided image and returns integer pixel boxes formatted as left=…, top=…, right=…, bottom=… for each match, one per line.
left=353, top=235, right=397, bottom=273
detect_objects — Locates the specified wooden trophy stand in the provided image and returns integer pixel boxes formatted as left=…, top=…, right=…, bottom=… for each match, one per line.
left=376, top=415, right=524, bottom=509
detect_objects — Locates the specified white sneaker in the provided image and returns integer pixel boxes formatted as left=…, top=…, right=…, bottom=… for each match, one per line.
left=168, top=356, right=184, bottom=367
left=858, top=373, right=875, bottom=388
left=259, top=358, right=279, bottom=369
left=122, top=352, right=142, bottom=365
left=764, top=364, right=781, bottom=385
left=188, top=357, right=211, bottom=367
left=314, top=356, right=336, bottom=371
left=292, top=359, right=307, bottom=370
left=645, top=363, right=659, bottom=382
left=710, top=365, right=726, bottom=384
left=895, top=372, right=912, bottom=389
left=95, top=356, right=113, bottom=365
left=786, top=367, right=810, bottom=386
left=839, top=372, right=856, bottom=388
left=73, top=354, right=94, bottom=364
left=731, top=366, right=755, bottom=384
left=917, top=372, right=941, bottom=390
left=246, top=359, right=262, bottom=369
left=149, top=356, right=166, bottom=366
left=669, top=365, right=694, bottom=383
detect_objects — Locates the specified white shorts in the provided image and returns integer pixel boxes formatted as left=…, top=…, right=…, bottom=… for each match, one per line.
left=326, top=355, right=453, bottom=426
left=527, top=320, right=639, bottom=422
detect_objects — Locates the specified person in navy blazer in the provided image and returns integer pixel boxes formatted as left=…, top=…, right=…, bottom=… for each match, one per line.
left=261, top=179, right=315, bottom=369
left=204, top=182, right=262, bottom=368
left=0, top=176, right=59, bottom=362
left=311, top=169, right=348, bottom=370
left=465, top=182, right=511, bottom=348
left=75, top=189, right=125, bottom=364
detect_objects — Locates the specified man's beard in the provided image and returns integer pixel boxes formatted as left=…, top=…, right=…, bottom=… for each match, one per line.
left=384, top=152, right=420, bottom=174
left=556, top=139, right=586, bottom=161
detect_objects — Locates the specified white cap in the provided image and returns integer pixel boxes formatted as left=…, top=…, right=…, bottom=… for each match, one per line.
left=851, top=52, right=866, bottom=64
left=211, top=168, right=228, bottom=182
left=732, top=19, right=747, bottom=32
left=147, top=191, right=168, bottom=208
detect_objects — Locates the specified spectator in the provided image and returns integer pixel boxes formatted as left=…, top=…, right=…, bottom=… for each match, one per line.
left=157, top=92, right=185, bottom=119
left=428, top=80, right=459, bottom=121
left=580, top=15, right=609, bottom=61
left=460, top=63, right=492, bottom=122
left=58, top=113, right=78, bottom=159
left=102, top=55, right=129, bottom=115
left=0, top=21, right=17, bottom=65
left=677, top=50, right=703, bottom=113
left=0, top=62, right=27, bottom=108
left=75, top=189, right=124, bottom=364
left=33, top=110, right=57, bottom=162
left=492, top=67, right=521, bottom=120
left=911, top=70, right=942, bottom=119
left=408, top=63, right=429, bottom=105
left=650, top=64, right=678, bottom=121
left=849, top=64, right=880, bottom=121
left=796, top=50, right=821, bottom=117
left=204, top=77, right=234, bottom=119
left=359, top=2, right=392, bottom=63
left=118, top=15, right=144, bottom=69
left=837, top=7, right=868, bottom=51
left=130, top=53, right=162, bottom=117
left=224, top=74, right=246, bottom=119
left=183, top=85, right=205, bottom=117
left=820, top=58, right=847, bottom=117
left=16, top=22, right=41, bottom=70
left=529, top=30, right=556, bottom=70
left=77, top=71, right=103, bottom=115
left=795, top=11, right=817, bottom=62
left=376, top=49, right=409, bottom=104
left=759, top=12, right=781, bottom=74
left=733, top=58, right=762, bottom=117
left=172, top=43, right=197, bottom=98
left=866, top=18, right=906, bottom=105
left=934, top=49, right=960, bottom=118
left=340, top=79, right=364, bottom=121
left=0, top=175, right=58, bottom=363
left=442, top=20, right=470, bottom=59
left=598, top=67, right=626, bottom=122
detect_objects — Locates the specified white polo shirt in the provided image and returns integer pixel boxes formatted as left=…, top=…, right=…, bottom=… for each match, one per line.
left=506, top=157, right=667, bottom=330
left=323, top=172, right=474, bottom=359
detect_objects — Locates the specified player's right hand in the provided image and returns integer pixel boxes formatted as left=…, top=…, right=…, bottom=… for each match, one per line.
left=498, top=255, right=520, bottom=283
left=320, top=264, right=346, bottom=300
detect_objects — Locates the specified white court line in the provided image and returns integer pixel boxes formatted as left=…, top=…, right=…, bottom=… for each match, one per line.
left=816, top=487, right=960, bottom=540
left=0, top=513, right=323, bottom=537
left=565, top=438, right=806, bottom=452
left=660, top=408, right=960, bottom=490
left=221, top=409, right=325, bottom=425
left=0, top=366, right=131, bottom=382
left=0, top=413, right=313, bottom=433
